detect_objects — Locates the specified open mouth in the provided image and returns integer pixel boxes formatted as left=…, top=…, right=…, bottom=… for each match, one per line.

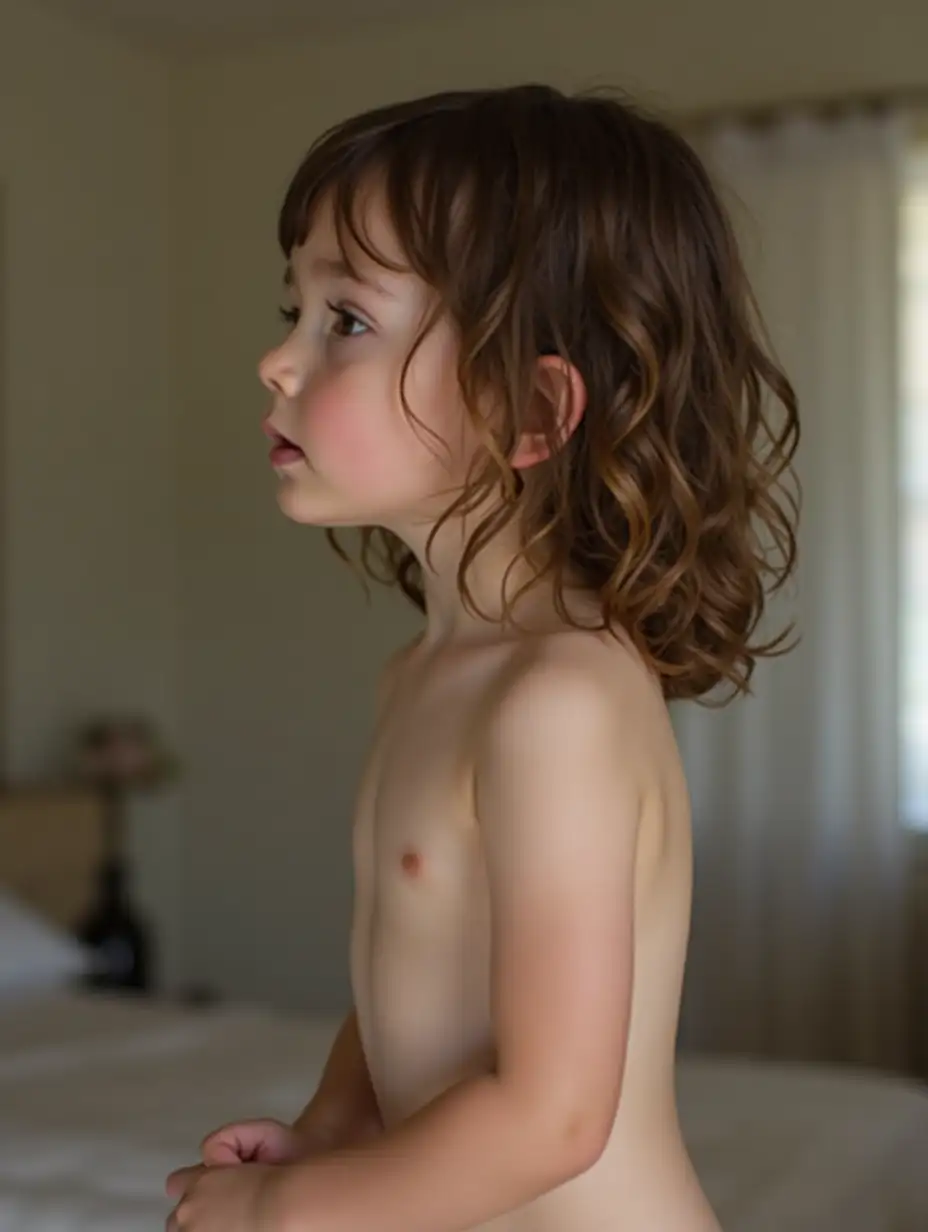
left=263, top=420, right=306, bottom=467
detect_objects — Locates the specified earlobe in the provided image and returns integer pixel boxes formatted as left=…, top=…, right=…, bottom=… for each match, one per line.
left=511, top=355, right=587, bottom=471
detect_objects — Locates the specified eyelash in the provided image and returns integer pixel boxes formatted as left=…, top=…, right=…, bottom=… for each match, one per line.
left=277, top=303, right=369, bottom=338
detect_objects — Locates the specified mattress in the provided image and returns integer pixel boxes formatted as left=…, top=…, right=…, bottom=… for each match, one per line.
left=0, top=991, right=925, bottom=1231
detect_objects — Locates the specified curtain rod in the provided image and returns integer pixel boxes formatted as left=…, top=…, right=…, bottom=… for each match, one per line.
left=678, top=84, right=928, bottom=130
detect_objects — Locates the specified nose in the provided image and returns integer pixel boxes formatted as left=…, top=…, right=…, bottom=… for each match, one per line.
left=258, top=340, right=303, bottom=398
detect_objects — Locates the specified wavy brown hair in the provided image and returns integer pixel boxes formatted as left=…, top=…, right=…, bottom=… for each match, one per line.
left=277, top=84, right=800, bottom=702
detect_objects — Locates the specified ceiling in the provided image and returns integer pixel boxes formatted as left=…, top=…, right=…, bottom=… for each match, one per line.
left=33, top=0, right=478, bottom=47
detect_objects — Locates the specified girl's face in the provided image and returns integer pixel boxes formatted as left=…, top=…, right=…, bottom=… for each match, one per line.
left=258, top=193, right=480, bottom=534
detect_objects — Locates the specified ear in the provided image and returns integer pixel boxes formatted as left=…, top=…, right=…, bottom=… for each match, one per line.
left=510, top=355, right=587, bottom=471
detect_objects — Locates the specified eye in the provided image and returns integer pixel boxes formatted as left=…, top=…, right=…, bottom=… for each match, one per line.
left=327, top=303, right=370, bottom=339
left=278, top=305, right=300, bottom=326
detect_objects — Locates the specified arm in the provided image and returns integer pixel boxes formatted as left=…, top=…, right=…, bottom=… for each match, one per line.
left=275, top=654, right=640, bottom=1232
left=292, top=1009, right=383, bottom=1149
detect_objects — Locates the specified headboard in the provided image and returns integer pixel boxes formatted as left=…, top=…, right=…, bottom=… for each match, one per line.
left=0, top=784, right=105, bottom=929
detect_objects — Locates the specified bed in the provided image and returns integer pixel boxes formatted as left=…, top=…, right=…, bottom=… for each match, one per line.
left=1, top=786, right=927, bottom=1232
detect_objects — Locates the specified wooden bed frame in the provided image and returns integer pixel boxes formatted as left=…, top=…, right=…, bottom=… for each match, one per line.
left=0, top=783, right=105, bottom=929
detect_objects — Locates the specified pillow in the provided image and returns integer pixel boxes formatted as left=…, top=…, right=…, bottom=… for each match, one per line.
left=0, top=890, right=89, bottom=997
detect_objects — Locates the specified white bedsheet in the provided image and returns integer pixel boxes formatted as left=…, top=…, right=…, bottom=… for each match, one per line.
left=678, top=1056, right=928, bottom=1231
left=0, top=992, right=925, bottom=1231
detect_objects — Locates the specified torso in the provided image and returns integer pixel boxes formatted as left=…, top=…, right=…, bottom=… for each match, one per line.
left=350, top=625, right=721, bottom=1232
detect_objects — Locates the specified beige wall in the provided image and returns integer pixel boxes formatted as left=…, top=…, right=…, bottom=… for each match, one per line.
left=172, top=0, right=928, bottom=1011
left=0, top=1, right=182, bottom=982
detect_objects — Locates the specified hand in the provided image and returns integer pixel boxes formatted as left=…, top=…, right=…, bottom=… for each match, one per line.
left=166, top=1118, right=304, bottom=1205
left=166, top=1161, right=285, bottom=1232
left=201, top=1118, right=307, bottom=1166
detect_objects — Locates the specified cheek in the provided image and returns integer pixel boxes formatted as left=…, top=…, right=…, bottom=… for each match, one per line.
left=298, top=369, right=428, bottom=488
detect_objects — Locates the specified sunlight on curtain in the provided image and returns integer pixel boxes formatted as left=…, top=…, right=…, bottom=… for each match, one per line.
left=676, top=111, right=909, bottom=1071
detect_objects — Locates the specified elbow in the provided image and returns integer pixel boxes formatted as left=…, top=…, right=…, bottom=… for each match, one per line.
left=527, top=1102, right=614, bottom=1187
left=495, top=1073, right=618, bottom=1190
left=555, top=1113, right=612, bottom=1180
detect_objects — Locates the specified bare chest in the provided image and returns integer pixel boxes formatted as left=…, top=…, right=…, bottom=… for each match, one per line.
left=348, top=659, right=500, bottom=1113
left=352, top=670, right=485, bottom=912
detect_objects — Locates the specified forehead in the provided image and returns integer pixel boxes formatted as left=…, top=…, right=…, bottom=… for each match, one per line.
left=286, top=185, right=409, bottom=286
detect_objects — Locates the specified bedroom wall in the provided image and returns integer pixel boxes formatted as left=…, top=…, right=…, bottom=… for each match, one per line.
left=0, top=1, right=183, bottom=982
left=171, top=0, right=928, bottom=1011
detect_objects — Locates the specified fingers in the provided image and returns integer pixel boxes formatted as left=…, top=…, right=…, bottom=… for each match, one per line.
left=200, top=1136, right=244, bottom=1165
left=165, top=1194, right=191, bottom=1232
left=165, top=1163, right=205, bottom=1201
left=200, top=1118, right=288, bottom=1165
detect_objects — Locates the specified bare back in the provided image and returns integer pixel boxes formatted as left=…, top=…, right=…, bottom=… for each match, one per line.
left=350, top=626, right=720, bottom=1232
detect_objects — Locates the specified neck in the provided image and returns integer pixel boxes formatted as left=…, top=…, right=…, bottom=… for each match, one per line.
left=395, top=512, right=584, bottom=646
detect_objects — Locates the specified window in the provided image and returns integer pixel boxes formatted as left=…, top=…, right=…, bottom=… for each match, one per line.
left=901, top=141, right=928, bottom=829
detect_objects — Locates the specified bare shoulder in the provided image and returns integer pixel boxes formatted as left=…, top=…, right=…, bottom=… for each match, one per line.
left=472, top=630, right=685, bottom=882
left=478, top=628, right=665, bottom=765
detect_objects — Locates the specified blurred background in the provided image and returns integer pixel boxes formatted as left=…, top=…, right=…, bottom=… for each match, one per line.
left=0, top=0, right=925, bottom=1077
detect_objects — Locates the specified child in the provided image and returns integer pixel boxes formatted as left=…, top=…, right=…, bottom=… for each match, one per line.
left=165, top=83, right=799, bottom=1232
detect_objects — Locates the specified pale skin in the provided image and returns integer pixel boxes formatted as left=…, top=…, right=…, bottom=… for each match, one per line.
left=165, top=188, right=722, bottom=1232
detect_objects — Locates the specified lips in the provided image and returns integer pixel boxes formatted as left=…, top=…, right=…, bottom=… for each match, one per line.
left=263, top=419, right=306, bottom=467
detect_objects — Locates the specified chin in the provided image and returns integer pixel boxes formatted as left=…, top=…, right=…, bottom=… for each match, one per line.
left=274, top=483, right=374, bottom=530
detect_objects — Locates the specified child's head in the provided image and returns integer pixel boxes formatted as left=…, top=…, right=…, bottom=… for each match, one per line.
left=259, top=84, right=799, bottom=701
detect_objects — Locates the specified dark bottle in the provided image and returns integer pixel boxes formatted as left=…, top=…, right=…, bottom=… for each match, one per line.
left=77, top=858, right=152, bottom=992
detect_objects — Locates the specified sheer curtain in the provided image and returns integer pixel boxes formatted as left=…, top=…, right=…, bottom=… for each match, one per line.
left=676, top=111, right=910, bottom=1072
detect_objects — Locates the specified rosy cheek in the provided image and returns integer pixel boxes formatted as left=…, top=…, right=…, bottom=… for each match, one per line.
left=300, top=381, right=400, bottom=481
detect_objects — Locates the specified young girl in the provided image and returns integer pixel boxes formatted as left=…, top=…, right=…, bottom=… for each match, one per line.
left=166, top=83, right=799, bottom=1232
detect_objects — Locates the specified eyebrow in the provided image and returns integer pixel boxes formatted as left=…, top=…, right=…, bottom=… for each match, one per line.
left=283, top=256, right=397, bottom=299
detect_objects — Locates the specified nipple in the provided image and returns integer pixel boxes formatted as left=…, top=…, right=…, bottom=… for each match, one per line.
left=400, top=848, right=422, bottom=876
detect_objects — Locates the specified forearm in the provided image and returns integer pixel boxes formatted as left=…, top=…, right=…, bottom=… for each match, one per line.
left=278, top=1073, right=593, bottom=1232
left=292, top=1009, right=383, bottom=1146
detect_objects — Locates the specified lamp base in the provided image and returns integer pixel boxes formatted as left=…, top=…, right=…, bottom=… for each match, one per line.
left=76, top=858, right=153, bottom=993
